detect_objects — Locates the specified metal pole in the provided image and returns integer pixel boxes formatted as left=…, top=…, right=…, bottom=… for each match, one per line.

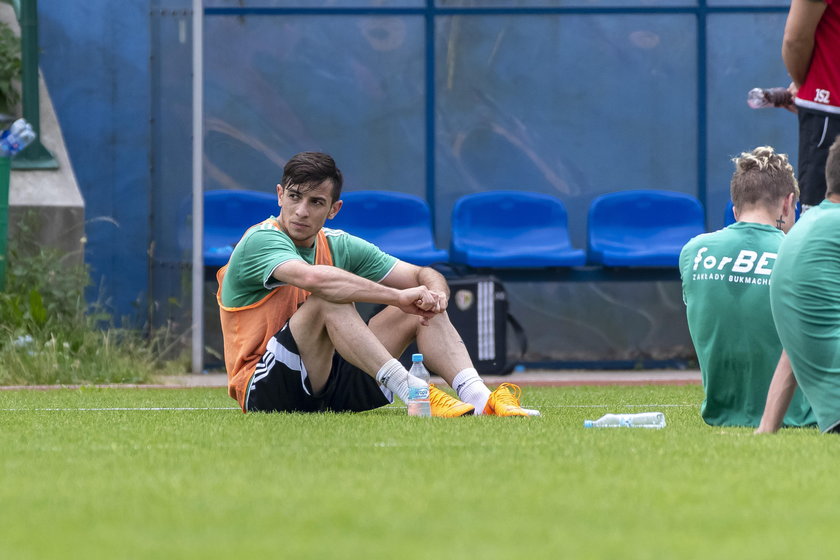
left=191, top=0, right=204, bottom=375
left=14, top=0, right=57, bottom=170
left=697, top=0, right=708, bottom=230
left=424, top=0, right=436, bottom=238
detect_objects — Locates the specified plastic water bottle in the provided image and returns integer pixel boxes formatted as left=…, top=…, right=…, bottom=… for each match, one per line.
left=407, top=353, right=431, bottom=417
left=583, top=412, right=666, bottom=429
left=0, top=118, right=36, bottom=157
left=747, top=87, right=792, bottom=109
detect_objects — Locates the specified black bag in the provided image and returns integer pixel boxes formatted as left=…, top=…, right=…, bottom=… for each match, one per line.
left=445, top=276, right=527, bottom=375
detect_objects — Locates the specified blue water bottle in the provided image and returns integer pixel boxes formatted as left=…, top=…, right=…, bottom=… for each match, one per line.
left=0, top=118, right=36, bottom=157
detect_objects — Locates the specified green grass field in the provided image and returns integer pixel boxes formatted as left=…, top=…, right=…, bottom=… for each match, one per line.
left=1, top=384, right=837, bottom=559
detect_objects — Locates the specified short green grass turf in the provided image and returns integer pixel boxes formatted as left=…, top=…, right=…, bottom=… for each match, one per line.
left=0, top=384, right=837, bottom=560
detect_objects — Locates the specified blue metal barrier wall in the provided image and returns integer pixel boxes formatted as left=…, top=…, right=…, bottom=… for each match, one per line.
left=39, top=0, right=152, bottom=321
left=37, top=0, right=797, bottom=365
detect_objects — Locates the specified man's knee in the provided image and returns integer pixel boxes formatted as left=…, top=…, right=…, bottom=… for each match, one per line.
left=369, top=305, right=425, bottom=337
left=300, top=295, right=356, bottom=315
left=291, top=296, right=359, bottom=331
left=428, top=310, right=456, bottom=329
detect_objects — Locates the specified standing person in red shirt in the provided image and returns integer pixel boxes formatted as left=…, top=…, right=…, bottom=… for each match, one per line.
left=783, top=0, right=840, bottom=210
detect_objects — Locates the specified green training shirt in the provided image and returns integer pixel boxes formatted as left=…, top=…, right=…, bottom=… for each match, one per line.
left=220, top=219, right=398, bottom=308
left=771, top=200, right=840, bottom=432
left=680, top=222, right=815, bottom=427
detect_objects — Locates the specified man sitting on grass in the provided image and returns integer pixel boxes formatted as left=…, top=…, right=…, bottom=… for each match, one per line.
left=758, top=135, right=840, bottom=433
left=216, top=151, right=538, bottom=417
left=679, top=146, right=814, bottom=428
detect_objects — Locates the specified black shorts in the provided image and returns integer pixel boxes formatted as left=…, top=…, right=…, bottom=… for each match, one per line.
left=245, top=322, right=393, bottom=413
left=797, top=107, right=840, bottom=206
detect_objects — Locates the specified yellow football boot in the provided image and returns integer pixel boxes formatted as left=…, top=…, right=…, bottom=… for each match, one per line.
left=483, top=383, right=540, bottom=417
left=429, top=384, right=475, bottom=417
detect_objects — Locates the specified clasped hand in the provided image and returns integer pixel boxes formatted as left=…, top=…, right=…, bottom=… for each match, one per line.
left=398, top=285, right=448, bottom=326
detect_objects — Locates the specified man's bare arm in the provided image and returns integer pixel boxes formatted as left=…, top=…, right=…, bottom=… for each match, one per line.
left=782, top=0, right=826, bottom=88
left=755, top=350, right=798, bottom=434
left=381, top=261, right=450, bottom=312
left=272, top=259, right=437, bottom=319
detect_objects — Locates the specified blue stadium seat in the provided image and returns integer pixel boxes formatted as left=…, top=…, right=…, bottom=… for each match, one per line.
left=328, top=190, right=449, bottom=265
left=587, top=189, right=705, bottom=267
left=449, top=190, right=586, bottom=268
left=724, top=200, right=736, bottom=227
left=202, top=189, right=278, bottom=267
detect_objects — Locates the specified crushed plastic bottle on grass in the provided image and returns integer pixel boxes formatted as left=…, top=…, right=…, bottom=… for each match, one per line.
left=584, top=412, right=666, bottom=429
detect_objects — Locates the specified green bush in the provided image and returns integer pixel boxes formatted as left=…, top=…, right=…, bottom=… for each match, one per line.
left=0, top=20, right=20, bottom=114
left=0, top=217, right=187, bottom=384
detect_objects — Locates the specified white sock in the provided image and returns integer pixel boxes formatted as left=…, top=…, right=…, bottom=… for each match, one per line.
left=452, top=368, right=491, bottom=414
left=375, top=359, right=412, bottom=404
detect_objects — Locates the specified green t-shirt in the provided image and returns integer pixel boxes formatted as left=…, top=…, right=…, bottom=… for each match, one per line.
left=220, top=219, right=398, bottom=308
left=770, top=200, right=840, bottom=432
left=680, top=222, right=815, bottom=427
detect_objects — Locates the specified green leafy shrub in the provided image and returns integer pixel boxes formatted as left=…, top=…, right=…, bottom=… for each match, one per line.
left=0, top=216, right=187, bottom=385
left=0, top=20, right=20, bottom=114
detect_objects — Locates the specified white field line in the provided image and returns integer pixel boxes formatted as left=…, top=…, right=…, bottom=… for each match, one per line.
left=0, top=403, right=695, bottom=412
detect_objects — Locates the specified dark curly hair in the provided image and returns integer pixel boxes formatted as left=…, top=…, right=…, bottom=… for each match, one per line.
left=281, top=152, right=343, bottom=202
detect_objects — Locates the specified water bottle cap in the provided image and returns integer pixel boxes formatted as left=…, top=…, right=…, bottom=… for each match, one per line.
left=411, top=353, right=423, bottom=362
left=583, top=420, right=593, bottom=428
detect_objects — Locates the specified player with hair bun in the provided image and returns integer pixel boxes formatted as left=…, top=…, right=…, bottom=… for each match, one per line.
left=680, top=146, right=815, bottom=428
